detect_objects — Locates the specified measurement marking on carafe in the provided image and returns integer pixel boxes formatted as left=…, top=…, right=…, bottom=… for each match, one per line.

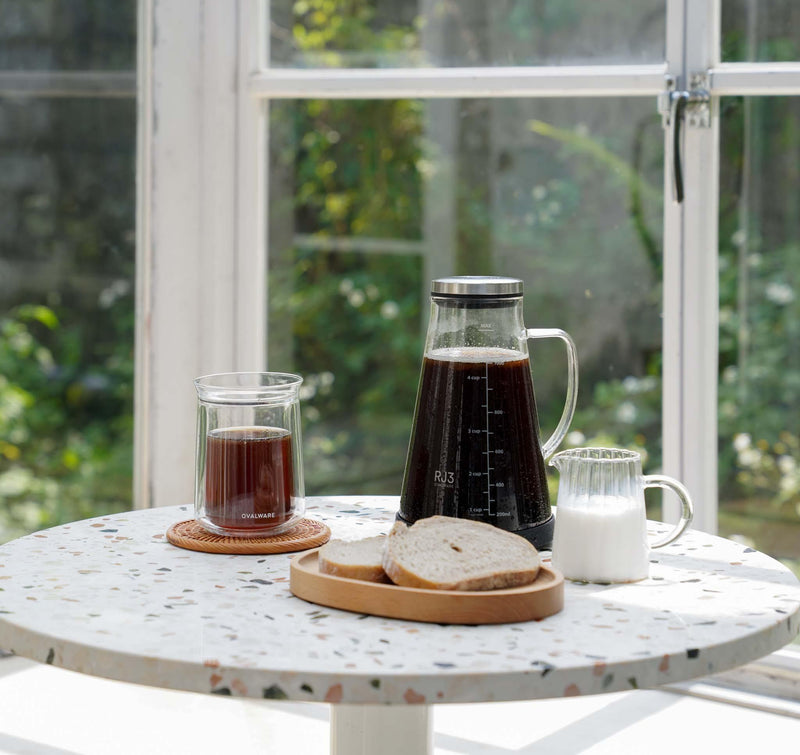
left=484, top=363, right=493, bottom=516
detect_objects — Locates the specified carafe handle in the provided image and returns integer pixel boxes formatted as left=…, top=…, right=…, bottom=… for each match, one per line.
left=525, top=328, right=579, bottom=459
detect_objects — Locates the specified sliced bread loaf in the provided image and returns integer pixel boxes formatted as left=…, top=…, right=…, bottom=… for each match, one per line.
left=318, top=535, right=389, bottom=582
left=382, top=516, right=540, bottom=591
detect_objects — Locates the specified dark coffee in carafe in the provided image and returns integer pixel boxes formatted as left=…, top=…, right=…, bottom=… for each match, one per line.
left=400, top=347, right=549, bottom=532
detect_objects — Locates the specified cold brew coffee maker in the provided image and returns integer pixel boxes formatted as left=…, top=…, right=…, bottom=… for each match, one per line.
left=398, top=276, right=578, bottom=550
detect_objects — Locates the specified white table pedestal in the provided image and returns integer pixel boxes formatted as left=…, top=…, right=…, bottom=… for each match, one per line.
left=331, top=704, right=432, bottom=755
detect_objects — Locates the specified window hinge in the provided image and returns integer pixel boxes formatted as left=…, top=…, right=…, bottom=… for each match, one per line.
left=659, top=74, right=711, bottom=203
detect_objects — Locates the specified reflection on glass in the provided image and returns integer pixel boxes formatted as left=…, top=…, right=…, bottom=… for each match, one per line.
left=0, top=1, right=136, bottom=70
left=722, top=0, right=800, bottom=62
left=268, top=96, right=664, bottom=497
left=270, top=0, right=665, bottom=68
left=718, top=97, right=800, bottom=577
left=0, top=98, right=136, bottom=541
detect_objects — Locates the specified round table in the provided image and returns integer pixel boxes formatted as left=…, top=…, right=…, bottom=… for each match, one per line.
left=0, top=497, right=798, bottom=754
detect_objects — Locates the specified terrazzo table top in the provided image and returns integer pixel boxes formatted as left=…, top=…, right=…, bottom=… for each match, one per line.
left=0, top=496, right=798, bottom=705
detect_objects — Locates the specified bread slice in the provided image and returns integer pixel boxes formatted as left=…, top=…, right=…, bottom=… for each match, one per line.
left=382, top=516, right=540, bottom=591
left=318, top=536, right=389, bottom=582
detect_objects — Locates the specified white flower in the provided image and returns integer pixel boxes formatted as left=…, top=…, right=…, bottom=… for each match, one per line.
left=416, top=158, right=435, bottom=179
left=731, top=229, right=747, bottom=248
left=622, top=375, right=657, bottom=394
left=780, top=474, right=799, bottom=494
left=622, top=376, right=639, bottom=392
left=733, top=433, right=751, bottom=452
left=98, top=279, right=130, bottom=309
left=777, top=455, right=796, bottom=475
left=722, top=365, right=738, bottom=384
left=765, top=282, right=794, bottom=305
left=616, top=402, right=637, bottom=423
left=347, top=290, right=365, bottom=307
left=339, top=278, right=354, bottom=295
left=738, top=448, right=762, bottom=467
left=380, top=301, right=399, bottom=319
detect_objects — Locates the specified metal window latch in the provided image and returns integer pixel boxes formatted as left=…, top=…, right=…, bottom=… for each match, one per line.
left=658, top=74, right=711, bottom=203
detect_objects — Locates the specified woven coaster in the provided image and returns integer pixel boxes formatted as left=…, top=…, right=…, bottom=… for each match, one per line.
left=166, top=518, right=331, bottom=555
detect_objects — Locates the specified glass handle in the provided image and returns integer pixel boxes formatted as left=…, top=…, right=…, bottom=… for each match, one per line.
left=526, top=328, right=579, bottom=459
left=644, top=475, right=694, bottom=548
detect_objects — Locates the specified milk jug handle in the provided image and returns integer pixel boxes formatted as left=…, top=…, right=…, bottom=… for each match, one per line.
left=525, top=328, right=579, bottom=459
left=643, top=475, right=694, bottom=548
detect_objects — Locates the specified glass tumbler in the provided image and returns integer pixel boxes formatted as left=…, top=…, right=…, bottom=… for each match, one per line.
left=194, top=372, right=305, bottom=537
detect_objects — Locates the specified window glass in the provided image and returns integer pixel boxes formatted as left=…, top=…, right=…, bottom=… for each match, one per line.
left=269, top=0, right=666, bottom=68
left=0, top=2, right=136, bottom=542
left=0, top=0, right=136, bottom=70
left=721, top=0, right=800, bottom=62
left=267, top=96, right=664, bottom=501
left=718, top=96, right=800, bottom=579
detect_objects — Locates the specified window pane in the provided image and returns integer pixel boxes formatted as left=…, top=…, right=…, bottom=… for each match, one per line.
left=269, top=0, right=665, bottom=68
left=268, top=97, right=664, bottom=501
left=722, top=0, right=800, bottom=62
left=0, top=97, right=136, bottom=540
left=0, top=1, right=136, bottom=70
left=718, top=96, right=800, bottom=580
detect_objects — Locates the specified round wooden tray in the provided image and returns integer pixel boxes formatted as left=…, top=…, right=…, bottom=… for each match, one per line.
left=166, top=518, right=331, bottom=555
left=290, top=548, right=564, bottom=625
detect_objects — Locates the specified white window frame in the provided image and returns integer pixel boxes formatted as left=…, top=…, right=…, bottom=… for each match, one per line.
left=135, top=0, right=266, bottom=509
left=137, top=0, right=800, bottom=696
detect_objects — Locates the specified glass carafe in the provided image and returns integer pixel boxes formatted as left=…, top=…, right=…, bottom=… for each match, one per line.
left=398, top=276, right=578, bottom=549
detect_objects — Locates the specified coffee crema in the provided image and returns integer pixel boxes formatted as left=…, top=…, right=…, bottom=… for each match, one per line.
left=204, top=426, right=294, bottom=532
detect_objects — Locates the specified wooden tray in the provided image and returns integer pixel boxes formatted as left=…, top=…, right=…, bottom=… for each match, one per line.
left=289, top=548, right=564, bottom=625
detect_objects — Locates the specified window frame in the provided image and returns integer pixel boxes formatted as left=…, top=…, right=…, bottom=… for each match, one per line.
left=138, top=0, right=800, bottom=696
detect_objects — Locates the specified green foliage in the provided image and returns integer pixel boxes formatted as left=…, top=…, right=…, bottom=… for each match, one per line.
left=273, top=254, right=423, bottom=491
left=291, top=0, right=418, bottom=66
left=717, top=236, right=800, bottom=508
left=0, top=301, right=133, bottom=542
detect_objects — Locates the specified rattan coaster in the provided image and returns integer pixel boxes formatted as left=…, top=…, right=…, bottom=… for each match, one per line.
left=166, top=518, right=331, bottom=555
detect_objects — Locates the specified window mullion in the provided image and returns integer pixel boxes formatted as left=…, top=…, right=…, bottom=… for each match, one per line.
left=711, top=62, right=800, bottom=95
left=662, top=0, right=720, bottom=534
left=248, top=64, right=668, bottom=100
left=137, top=0, right=245, bottom=508
left=236, top=0, right=268, bottom=372
left=0, top=71, right=136, bottom=97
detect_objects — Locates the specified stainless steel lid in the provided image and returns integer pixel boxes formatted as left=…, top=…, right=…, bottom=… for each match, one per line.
left=431, top=276, right=522, bottom=296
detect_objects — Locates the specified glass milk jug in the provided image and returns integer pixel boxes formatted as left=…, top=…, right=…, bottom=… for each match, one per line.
left=398, top=276, right=578, bottom=549
left=549, top=447, right=694, bottom=582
